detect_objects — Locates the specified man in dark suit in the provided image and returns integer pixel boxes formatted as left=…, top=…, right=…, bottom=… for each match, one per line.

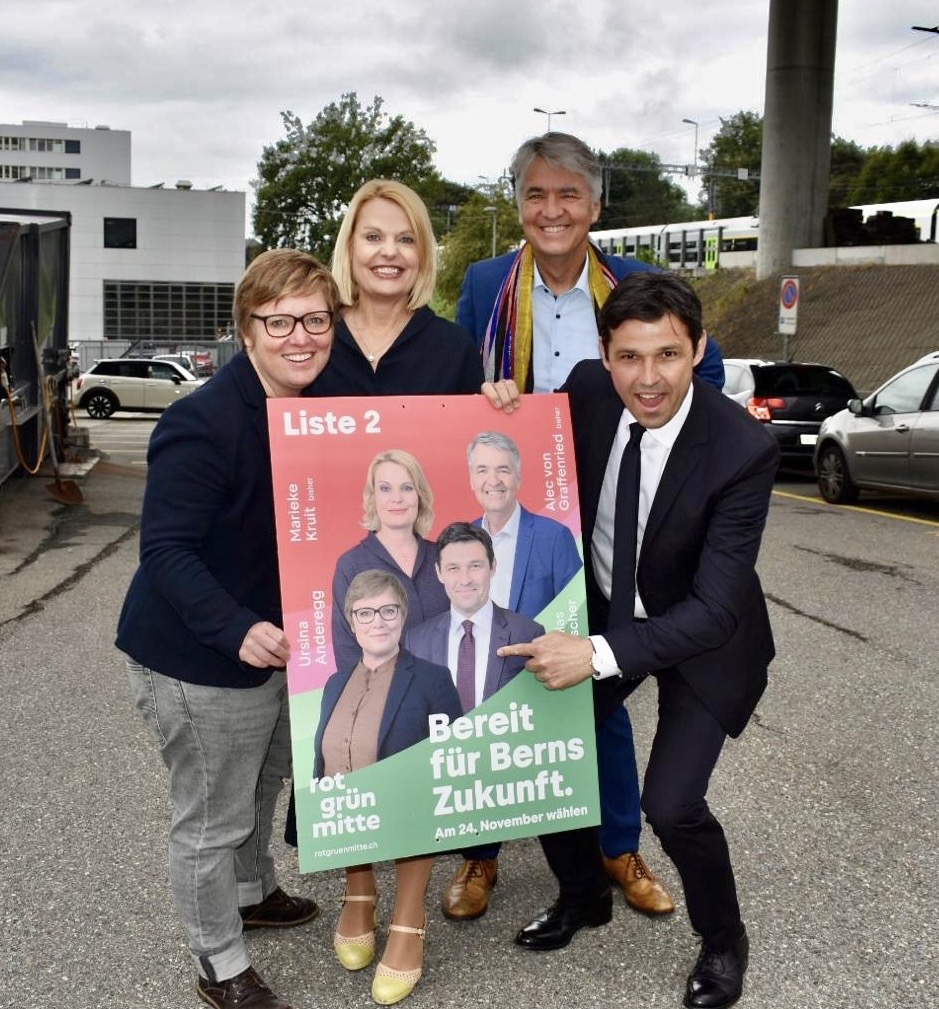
left=406, top=523, right=543, bottom=920
left=501, top=272, right=778, bottom=1009
left=460, top=134, right=720, bottom=924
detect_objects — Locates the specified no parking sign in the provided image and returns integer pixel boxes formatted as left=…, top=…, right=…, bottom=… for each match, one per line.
left=778, top=275, right=799, bottom=335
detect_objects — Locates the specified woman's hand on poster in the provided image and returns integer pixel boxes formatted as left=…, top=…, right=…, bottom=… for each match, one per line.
left=481, top=379, right=521, bottom=414
left=498, top=631, right=594, bottom=690
left=239, top=621, right=291, bottom=669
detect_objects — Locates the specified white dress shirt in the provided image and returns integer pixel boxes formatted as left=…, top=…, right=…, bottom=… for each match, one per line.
left=446, top=600, right=494, bottom=707
left=531, top=257, right=599, bottom=392
left=482, top=502, right=521, bottom=608
left=590, top=384, right=695, bottom=677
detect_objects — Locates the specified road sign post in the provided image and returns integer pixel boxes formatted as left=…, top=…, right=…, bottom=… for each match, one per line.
left=778, top=275, right=800, bottom=361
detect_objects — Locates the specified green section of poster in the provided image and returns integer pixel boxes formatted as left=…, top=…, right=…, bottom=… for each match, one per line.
left=267, top=394, right=600, bottom=872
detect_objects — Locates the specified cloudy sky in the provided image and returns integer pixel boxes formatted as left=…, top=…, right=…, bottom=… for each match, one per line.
left=2, top=0, right=936, bottom=233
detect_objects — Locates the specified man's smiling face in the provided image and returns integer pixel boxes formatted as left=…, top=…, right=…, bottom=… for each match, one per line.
left=518, top=157, right=601, bottom=267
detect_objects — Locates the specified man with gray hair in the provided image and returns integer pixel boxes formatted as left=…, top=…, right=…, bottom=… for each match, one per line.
left=455, top=132, right=732, bottom=923
left=457, top=131, right=724, bottom=392
left=466, top=431, right=583, bottom=619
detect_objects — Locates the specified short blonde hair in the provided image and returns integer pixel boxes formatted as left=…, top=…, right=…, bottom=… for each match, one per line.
left=362, top=449, right=434, bottom=538
left=331, top=180, right=437, bottom=311
left=234, top=249, right=339, bottom=348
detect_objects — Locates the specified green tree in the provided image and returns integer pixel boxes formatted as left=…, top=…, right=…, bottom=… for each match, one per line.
left=828, top=136, right=868, bottom=206
left=413, top=176, right=477, bottom=240
left=845, top=140, right=939, bottom=204
left=435, top=191, right=524, bottom=313
left=595, top=148, right=699, bottom=228
left=701, top=111, right=763, bottom=217
left=252, top=93, right=440, bottom=259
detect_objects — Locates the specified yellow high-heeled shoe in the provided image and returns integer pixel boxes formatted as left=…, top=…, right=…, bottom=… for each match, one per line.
left=333, top=892, right=379, bottom=971
left=371, top=918, right=426, bottom=1005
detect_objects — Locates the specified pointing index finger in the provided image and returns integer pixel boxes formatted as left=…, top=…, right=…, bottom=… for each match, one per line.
left=497, top=641, right=537, bottom=658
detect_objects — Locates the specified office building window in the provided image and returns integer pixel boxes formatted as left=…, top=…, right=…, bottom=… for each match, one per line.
left=65, top=168, right=81, bottom=180
left=65, top=139, right=81, bottom=154
left=103, top=280, right=235, bottom=339
left=28, top=138, right=65, bottom=153
left=104, top=217, right=137, bottom=249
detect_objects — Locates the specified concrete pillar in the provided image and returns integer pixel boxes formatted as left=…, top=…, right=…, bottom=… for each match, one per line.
left=756, top=0, right=838, bottom=279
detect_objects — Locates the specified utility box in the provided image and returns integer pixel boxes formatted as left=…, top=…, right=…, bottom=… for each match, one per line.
left=0, top=209, right=71, bottom=487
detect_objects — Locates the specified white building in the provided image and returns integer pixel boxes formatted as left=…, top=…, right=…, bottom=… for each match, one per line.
left=0, top=122, right=245, bottom=343
left=0, top=120, right=131, bottom=184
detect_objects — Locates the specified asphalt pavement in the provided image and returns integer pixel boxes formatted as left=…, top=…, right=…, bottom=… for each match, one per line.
left=0, top=457, right=936, bottom=1009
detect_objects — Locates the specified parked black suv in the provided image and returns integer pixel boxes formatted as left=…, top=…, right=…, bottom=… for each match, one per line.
left=722, top=359, right=858, bottom=463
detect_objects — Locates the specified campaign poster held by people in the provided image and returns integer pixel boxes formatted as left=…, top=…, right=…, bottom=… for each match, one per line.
left=267, top=394, right=599, bottom=872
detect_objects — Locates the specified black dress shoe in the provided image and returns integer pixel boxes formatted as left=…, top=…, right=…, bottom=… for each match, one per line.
left=514, top=891, right=612, bottom=951
left=684, top=927, right=749, bottom=1008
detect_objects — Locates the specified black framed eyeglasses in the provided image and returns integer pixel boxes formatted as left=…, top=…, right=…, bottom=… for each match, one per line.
left=352, top=604, right=401, bottom=624
left=250, top=311, right=334, bottom=338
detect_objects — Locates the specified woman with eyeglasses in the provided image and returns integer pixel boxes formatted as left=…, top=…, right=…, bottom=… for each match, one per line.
left=314, top=569, right=461, bottom=1005
left=117, top=250, right=340, bottom=1009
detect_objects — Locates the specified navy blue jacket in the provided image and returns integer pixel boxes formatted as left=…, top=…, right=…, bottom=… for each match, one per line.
left=116, top=352, right=284, bottom=688
left=308, top=306, right=483, bottom=396
left=471, top=506, right=582, bottom=620
left=455, top=249, right=725, bottom=389
left=313, top=649, right=462, bottom=777
left=406, top=603, right=543, bottom=709
left=566, top=363, right=778, bottom=737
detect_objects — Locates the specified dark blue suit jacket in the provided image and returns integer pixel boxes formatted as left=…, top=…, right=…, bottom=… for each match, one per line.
left=455, top=248, right=725, bottom=389
left=565, top=363, right=778, bottom=737
left=116, top=352, right=284, bottom=688
left=472, top=506, right=582, bottom=620
left=313, top=649, right=462, bottom=777
left=406, top=603, right=543, bottom=708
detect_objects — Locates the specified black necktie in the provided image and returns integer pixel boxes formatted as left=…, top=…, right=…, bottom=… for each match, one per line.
left=609, top=422, right=645, bottom=625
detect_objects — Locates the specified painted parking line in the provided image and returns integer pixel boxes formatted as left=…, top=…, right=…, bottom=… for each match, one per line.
left=772, top=488, right=939, bottom=530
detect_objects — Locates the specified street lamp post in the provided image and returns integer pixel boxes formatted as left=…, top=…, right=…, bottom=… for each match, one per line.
left=533, top=107, right=566, bottom=132
left=681, top=117, right=699, bottom=170
left=483, top=206, right=498, bottom=259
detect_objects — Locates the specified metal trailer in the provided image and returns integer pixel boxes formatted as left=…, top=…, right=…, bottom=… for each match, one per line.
left=0, top=209, right=71, bottom=487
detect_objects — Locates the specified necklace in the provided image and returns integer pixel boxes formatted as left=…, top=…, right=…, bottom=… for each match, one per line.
left=346, top=308, right=409, bottom=365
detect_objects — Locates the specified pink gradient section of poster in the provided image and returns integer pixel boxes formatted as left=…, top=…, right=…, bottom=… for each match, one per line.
left=268, top=396, right=581, bottom=695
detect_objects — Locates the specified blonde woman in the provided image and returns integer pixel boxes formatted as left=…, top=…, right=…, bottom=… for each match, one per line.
left=309, top=179, right=484, bottom=396
left=331, top=449, right=447, bottom=674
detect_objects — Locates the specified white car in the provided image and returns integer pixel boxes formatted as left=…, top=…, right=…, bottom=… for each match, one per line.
left=814, top=352, right=939, bottom=503
left=76, top=358, right=204, bottom=418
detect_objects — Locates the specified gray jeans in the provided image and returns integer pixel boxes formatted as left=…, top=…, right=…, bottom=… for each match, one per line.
left=126, top=660, right=291, bottom=981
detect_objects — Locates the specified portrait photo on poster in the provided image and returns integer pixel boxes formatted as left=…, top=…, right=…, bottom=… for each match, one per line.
left=268, top=394, right=600, bottom=872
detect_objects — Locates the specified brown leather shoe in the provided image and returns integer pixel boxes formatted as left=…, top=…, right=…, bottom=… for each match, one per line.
left=440, top=858, right=498, bottom=920
left=239, top=886, right=319, bottom=930
left=602, top=851, right=675, bottom=915
left=197, top=966, right=292, bottom=1009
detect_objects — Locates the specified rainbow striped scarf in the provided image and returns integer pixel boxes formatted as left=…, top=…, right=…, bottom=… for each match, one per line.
left=481, top=242, right=619, bottom=392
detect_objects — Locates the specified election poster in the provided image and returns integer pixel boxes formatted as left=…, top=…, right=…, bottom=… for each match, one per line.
left=268, top=395, right=600, bottom=873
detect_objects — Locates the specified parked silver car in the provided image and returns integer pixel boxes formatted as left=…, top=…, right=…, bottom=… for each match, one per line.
left=814, top=352, right=939, bottom=503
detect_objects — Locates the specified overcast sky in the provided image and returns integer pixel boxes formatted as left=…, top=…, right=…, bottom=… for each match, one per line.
left=2, top=0, right=936, bottom=234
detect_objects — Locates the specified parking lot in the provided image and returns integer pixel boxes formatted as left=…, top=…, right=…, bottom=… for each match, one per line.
left=1, top=417, right=936, bottom=1009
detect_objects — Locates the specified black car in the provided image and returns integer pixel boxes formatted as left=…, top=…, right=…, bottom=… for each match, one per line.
left=722, top=359, right=858, bottom=463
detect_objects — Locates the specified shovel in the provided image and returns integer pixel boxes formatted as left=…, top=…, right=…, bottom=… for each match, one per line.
left=31, top=323, right=83, bottom=506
